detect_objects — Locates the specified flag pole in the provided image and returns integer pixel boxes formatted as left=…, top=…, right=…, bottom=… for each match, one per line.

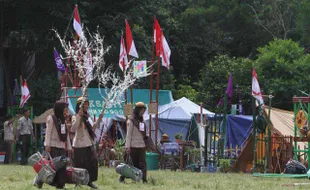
left=19, top=75, right=23, bottom=89
left=124, top=68, right=127, bottom=104
left=128, top=56, right=134, bottom=105
left=125, top=19, right=134, bottom=105
left=155, top=31, right=161, bottom=147
left=149, top=16, right=156, bottom=137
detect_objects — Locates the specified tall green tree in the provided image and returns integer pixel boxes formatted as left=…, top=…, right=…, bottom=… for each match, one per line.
left=197, top=55, right=254, bottom=112
left=255, top=39, right=310, bottom=110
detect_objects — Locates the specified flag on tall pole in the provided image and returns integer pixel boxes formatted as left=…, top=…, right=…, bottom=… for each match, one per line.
left=73, top=5, right=83, bottom=38
left=252, top=69, right=264, bottom=106
left=53, top=48, right=65, bottom=72
left=20, top=80, right=31, bottom=108
left=119, top=34, right=129, bottom=71
left=217, top=74, right=233, bottom=106
left=153, top=17, right=161, bottom=56
left=160, top=31, right=171, bottom=69
left=125, top=20, right=139, bottom=58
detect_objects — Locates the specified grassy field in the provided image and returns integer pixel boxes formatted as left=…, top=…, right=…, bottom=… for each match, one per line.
left=0, top=165, right=310, bottom=190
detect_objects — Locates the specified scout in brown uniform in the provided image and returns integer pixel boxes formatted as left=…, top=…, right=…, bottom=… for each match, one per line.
left=71, top=97, right=103, bottom=189
left=120, top=102, right=148, bottom=183
left=44, top=101, right=72, bottom=189
left=16, top=109, right=35, bottom=165
left=4, top=115, right=14, bottom=164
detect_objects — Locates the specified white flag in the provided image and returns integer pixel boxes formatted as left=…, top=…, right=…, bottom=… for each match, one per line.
left=160, top=32, right=171, bottom=69
left=119, top=35, right=129, bottom=71
left=252, top=69, right=264, bottom=106
left=126, top=20, right=139, bottom=58
left=73, top=5, right=84, bottom=38
left=20, top=80, right=31, bottom=108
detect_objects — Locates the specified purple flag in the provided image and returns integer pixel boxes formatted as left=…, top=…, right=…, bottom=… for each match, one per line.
left=53, top=48, right=65, bottom=72
left=217, top=74, right=233, bottom=106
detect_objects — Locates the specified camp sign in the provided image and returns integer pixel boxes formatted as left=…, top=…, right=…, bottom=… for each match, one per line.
left=68, top=88, right=124, bottom=118
left=68, top=88, right=173, bottom=118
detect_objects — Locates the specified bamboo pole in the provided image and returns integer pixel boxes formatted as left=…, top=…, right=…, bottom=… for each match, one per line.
left=155, top=54, right=160, bottom=147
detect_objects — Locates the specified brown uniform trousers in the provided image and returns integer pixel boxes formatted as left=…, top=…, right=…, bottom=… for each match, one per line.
left=73, top=146, right=98, bottom=182
left=122, top=148, right=147, bottom=182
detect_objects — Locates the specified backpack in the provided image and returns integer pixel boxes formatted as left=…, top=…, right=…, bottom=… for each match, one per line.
left=284, top=159, right=307, bottom=174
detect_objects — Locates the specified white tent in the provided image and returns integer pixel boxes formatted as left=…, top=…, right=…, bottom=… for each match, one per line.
left=157, top=97, right=214, bottom=120
left=145, top=97, right=214, bottom=143
left=92, top=97, right=214, bottom=145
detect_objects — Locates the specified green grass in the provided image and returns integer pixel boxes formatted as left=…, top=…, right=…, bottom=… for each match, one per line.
left=0, top=165, right=310, bottom=189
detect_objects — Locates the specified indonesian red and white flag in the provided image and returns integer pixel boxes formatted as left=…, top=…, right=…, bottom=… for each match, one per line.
left=73, top=5, right=84, bottom=38
left=252, top=69, right=264, bottom=106
left=20, top=80, right=31, bottom=108
left=153, top=18, right=161, bottom=56
left=119, top=35, right=128, bottom=71
left=160, top=32, right=171, bottom=69
left=125, top=20, right=139, bottom=58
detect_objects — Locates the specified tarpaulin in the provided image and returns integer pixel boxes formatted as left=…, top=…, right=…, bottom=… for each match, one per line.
left=226, top=115, right=253, bottom=148
left=157, top=119, right=190, bottom=142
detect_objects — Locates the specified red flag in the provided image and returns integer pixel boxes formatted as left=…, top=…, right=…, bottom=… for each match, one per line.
left=252, top=69, right=264, bottom=106
left=160, top=31, right=171, bottom=69
left=20, top=80, right=31, bottom=108
left=119, top=35, right=128, bottom=71
left=154, top=18, right=161, bottom=56
left=73, top=5, right=83, bottom=38
left=125, top=20, right=139, bottom=58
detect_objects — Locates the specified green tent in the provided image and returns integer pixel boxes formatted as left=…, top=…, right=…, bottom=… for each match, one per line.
left=68, top=88, right=173, bottom=118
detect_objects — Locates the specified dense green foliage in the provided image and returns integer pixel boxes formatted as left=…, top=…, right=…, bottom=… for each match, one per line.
left=197, top=55, right=254, bottom=112
left=28, top=74, right=61, bottom=115
left=2, top=0, right=310, bottom=114
left=255, top=39, right=310, bottom=110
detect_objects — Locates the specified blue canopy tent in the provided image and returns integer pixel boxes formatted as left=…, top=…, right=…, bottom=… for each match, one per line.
left=226, top=115, right=253, bottom=149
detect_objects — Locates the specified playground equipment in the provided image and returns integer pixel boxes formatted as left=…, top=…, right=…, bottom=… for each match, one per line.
left=292, top=96, right=310, bottom=167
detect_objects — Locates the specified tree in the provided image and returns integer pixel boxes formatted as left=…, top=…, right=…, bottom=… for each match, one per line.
left=255, top=39, right=309, bottom=109
left=29, top=74, right=61, bottom=115
left=246, top=0, right=297, bottom=40
left=174, top=84, right=198, bottom=102
left=197, top=55, right=254, bottom=112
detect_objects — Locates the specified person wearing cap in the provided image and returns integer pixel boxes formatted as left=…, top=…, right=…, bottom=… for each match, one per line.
left=4, top=115, right=14, bottom=164
left=120, top=102, right=148, bottom=183
left=160, top=134, right=170, bottom=144
left=16, top=109, right=35, bottom=165
left=71, top=97, right=103, bottom=189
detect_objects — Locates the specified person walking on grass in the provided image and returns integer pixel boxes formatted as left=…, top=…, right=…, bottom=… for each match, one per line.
left=71, top=97, right=103, bottom=189
left=120, top=102, right=148, bottom=183
left=4, top=115, right=14, bottom=164
left=16, top=109, right=35, bottom=165
left=33, top=101, right=72, bottom=189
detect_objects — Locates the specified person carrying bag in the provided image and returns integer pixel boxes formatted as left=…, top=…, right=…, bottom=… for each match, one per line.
left=120, top=102, right=153, bottom=183
left=34, top=101, right=72, bottom=189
